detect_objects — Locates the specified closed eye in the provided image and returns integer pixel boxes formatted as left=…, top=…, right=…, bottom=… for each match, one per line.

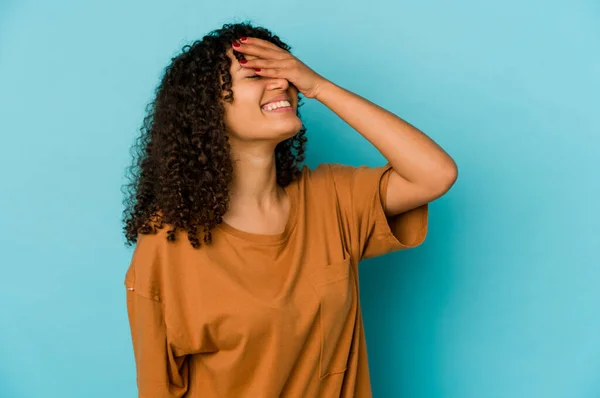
left=247, top=75, right=261, bottom=79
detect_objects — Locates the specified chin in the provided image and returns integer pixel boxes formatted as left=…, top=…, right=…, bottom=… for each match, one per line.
left=273, top=119, right=303, bottom=140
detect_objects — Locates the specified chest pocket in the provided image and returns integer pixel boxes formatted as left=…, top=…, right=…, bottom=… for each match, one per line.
left=308, top=250, right=355, bottom=379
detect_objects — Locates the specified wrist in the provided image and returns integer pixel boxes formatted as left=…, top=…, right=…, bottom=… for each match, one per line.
left=313, top=79, right=336, bottom=101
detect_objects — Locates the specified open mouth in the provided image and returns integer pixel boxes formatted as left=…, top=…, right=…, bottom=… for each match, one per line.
left=261, top=100, right=293, bottom=112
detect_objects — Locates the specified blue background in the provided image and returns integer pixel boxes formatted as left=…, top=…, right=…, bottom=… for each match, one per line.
left=1, top=0, right=598, bottom=397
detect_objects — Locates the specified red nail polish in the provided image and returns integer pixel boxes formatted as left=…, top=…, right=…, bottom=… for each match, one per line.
left=232, top=42, right=240, bottom=47
left=240, top=37, right=248, bottom=41
left=254, top=68, right=261, bottom=72
left=240, top=59, right=247, bottom=64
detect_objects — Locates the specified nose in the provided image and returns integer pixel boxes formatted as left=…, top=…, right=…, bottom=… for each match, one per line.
left=267, top=76, right=289, bottom=91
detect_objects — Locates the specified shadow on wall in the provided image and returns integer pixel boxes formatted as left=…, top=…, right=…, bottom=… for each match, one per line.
left=359, top=193, right=459, bottom=397
left=305, top=109, right=462, bottom=396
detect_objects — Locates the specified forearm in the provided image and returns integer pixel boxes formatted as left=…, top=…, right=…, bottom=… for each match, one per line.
left=314, top=80, right=457, bottom=186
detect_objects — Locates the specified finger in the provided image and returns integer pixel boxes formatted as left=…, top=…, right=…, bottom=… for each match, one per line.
left=240, top=36, right=289, bottom=53
left=239, top=58, right=281, bottom=70
left=253, top=67, right=285, bottom=79
left=232, top=41, right=287, bottom=60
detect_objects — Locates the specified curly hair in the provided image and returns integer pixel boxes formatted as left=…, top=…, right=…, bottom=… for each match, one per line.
left=121, top=21, right=308, bottom=249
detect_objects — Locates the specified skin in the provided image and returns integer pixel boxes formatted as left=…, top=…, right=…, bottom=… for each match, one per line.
left=221, top=47, right=302, bottom=234
left=223, top=37, right=458, bottom=234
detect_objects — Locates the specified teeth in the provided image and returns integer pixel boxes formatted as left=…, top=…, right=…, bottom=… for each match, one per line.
left=263, top=100, right=291, bottom=111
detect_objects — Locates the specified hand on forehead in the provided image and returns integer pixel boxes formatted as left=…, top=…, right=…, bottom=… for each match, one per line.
left=227, top=47, right=259, bottom=63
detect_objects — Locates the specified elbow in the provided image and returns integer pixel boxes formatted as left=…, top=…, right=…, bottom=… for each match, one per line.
left=445, top=160, right=459, bottom=186
left=433, top=161, right=458, bottom=196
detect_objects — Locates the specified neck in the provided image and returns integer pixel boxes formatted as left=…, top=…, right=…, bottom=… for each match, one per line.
left=227, top=142, right=284, bottom=214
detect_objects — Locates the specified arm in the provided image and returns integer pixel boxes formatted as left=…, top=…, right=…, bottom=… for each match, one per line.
left=231, top=36, right=457, bottom=215
left=126, top=288, right=189, bottom=397
left=314, top=81, right=458, bottom=216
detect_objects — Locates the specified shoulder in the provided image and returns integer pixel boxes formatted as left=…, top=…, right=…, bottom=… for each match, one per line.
left=294, top=163, right=368, bottom=201
left=297, top=162, right=353, bottom=186
left=124, top=221, right=196, bottom=301
left=123, top=228, right=167, bottom=301
left=293, top=163, right=342, bottom=198
left=298, top=162, right=392, bottom=192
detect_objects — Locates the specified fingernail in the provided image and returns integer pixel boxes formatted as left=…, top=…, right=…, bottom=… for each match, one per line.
left=254, top=68, right=261, bottom=72
left=232, top=42, right=240, bottom=48
left=240, top=37, right=248, bottom=41
left=240, top=59, right=247, bottom=64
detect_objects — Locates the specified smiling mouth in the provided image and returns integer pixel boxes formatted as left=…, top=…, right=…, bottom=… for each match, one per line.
left=261, top=100, right=293, bottom=112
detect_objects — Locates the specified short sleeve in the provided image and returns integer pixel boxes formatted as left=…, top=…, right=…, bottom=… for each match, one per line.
left=328, top=162, right=429, bottom=261
left=124, top=234, right=189, bottom=397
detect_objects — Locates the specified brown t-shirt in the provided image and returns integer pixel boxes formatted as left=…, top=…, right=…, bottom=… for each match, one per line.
left=124, top=162, right=428, bottom=397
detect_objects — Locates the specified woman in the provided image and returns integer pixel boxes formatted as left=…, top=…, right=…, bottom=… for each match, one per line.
left=122, top=21, right=457, bottom=398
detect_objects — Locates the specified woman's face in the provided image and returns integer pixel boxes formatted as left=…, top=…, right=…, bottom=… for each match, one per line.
left=222, top=48, right=302, bottom=143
